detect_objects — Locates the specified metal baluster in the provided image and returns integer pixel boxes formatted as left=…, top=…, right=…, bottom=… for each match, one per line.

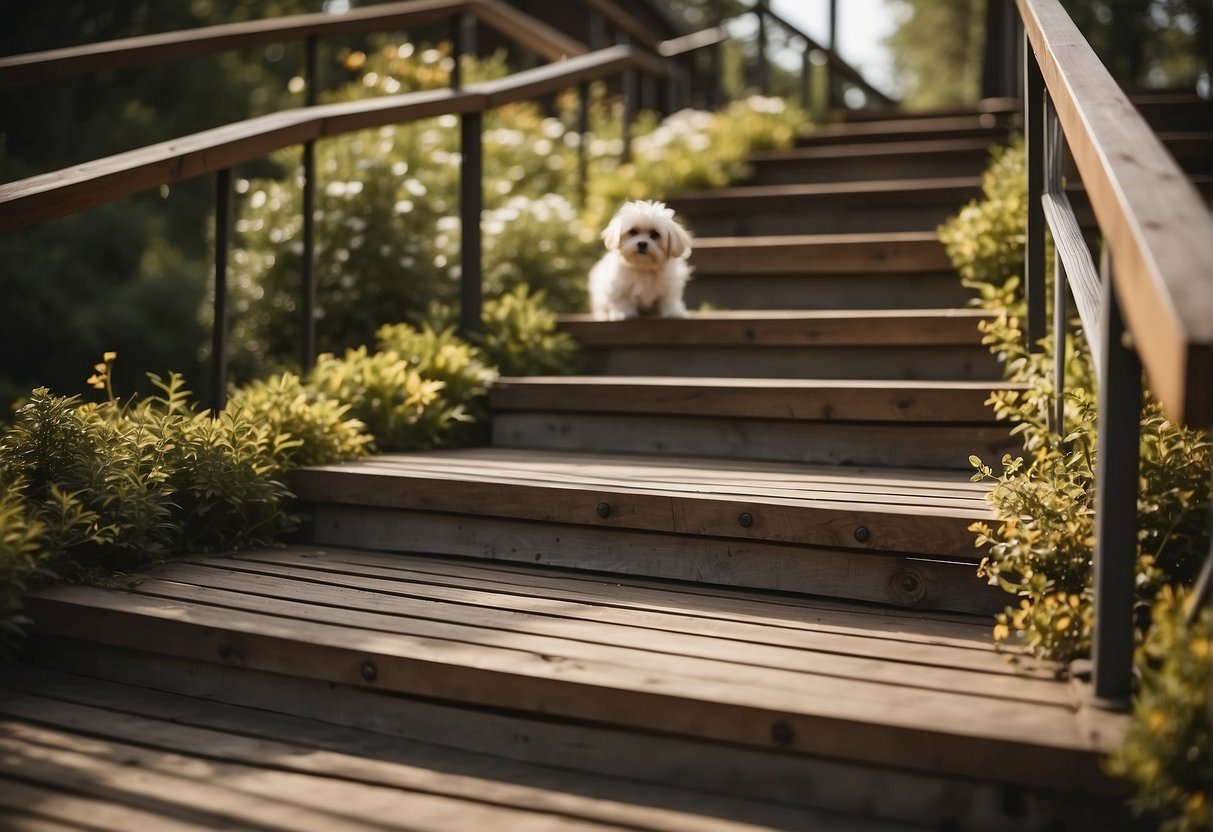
left=1046, top=97, right=1065, bottom=437
left=620, top=33, right=635, bottom=162
left=826, top=0, right=837, bottom=108
left=1024, top=38, right=1046, bottom=352
left=577, top=80, right=590, bottom=208
left=459, top=112, right=483, bottom=335
left=301, top=35, right=318, bottom=373
left=450, top=13, right=463, bottom=89
left=800, top=40, right=811, bottom=111
left=1091, top=249, right=1142, bottom=710
left=755, top=1, right=769, bottom=95
left=212, top=168, right=232, bottom=412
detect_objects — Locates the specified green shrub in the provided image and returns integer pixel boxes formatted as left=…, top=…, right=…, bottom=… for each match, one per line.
left=942, top=140, right=1211, bottom=828
left=0, top=481, right=45, bottom=657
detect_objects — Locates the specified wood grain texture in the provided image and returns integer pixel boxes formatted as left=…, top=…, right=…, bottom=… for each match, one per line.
left=688, top=233, right=954, bottom=274
left=1019, top=0, right=1213, bottom=425
left=290, top=448, right=990, bottom=557
left=489, top=376, right=1015, bottom=423
left=19, top=549, right=1122, bottom=793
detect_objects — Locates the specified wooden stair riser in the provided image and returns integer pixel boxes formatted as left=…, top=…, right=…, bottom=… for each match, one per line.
left=747, top=142, right=993, bottom=186
left=576, top=345, right=1001, bottom=381
left=672, top=183, right=979, bottom=237
left=290, top=467, right=988, bottom=559
left=19, top=644, right=1126, bottom=831
left=686, top=272, right=974, bottom=310
left=304, top=505, right=1000, bottom=615
left=492, top=413, right=1016, bottom=470
left=795, top=121, right=1015, bottom=148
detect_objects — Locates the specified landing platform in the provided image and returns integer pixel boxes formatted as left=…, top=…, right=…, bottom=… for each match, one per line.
left=10, top=547, right=1131, bottom=829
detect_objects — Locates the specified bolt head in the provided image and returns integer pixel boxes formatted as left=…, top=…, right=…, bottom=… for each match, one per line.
left=854, top=526, right=871, bottom=543
left=360, top=661, right=378, bottom=683
left=738, top=512, right=754, bottom=528
left=596, top=501, right=611, bottom=518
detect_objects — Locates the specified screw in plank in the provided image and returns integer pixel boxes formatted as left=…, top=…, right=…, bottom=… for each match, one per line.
left=770, top=720, right=795, bottom=747
left=596, top=501, right=612, bottom=518
left=360, top=661, right=378, bottom=683
left=738, top=512, right=754, bottom=528
left=217, top=641, right=234, bottom=660
left=854, top=526, right=871, bottom=543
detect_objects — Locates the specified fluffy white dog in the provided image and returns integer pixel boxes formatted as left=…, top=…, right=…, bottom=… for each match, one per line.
left=589, top=200, right=692, bottom=321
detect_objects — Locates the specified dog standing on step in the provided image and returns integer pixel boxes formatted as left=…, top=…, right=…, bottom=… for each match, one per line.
left=589, top=200, right=693, bottom=321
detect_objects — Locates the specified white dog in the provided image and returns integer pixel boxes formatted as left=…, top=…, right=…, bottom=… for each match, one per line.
left=589, top=200, right=692, bottom=321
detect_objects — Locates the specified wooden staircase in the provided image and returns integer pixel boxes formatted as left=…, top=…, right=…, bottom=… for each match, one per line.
left=18, top=101, right=1193, bottom=830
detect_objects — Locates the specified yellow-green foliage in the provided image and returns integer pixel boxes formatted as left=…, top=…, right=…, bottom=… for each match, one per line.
left=475, top=285, right=583, bottom=378
left=942, top=140, right=1211, bottom=828
left=1107, top=588, right=1210, bottom=832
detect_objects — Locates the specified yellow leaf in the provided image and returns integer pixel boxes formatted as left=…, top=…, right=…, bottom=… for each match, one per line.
left=992, top=623, right=1010, bottom=641
left=1054, top=615, right=1071, bottom=631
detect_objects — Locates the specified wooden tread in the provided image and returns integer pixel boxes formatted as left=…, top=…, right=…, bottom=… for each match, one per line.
left=689, top=232, right=952, bottom=275
left=19, top=546, right=1129, bottom=809
left=795, top=115, right=1014, bottom=147
left=747, top=138, right=997, bottom=185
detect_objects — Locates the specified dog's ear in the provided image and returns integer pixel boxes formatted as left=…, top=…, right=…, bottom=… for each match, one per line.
left=602, top=216, right=622, bottom=250
left=666, top=220, right=692, bottom=259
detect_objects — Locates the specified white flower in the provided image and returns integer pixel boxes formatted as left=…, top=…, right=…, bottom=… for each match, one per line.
left=438, top=114, right=457, bottom=128
left=393, top=199, right=414, bottom=214
left=436, top=216, right=460, bottom=232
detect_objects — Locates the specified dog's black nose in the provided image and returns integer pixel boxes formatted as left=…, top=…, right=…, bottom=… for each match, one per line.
left=637, top=240, right=648, bottom=252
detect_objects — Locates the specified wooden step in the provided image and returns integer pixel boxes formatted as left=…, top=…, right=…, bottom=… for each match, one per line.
left=18, top=547, right=1132, bottom=826
left=795, top=115, right=1015, bottom=147
left=296, top=456, right=999, bottom=612
left=560, top=310, right=999, bottom=380
left=747, top=138, right=997, bottom=185
left=489, top=376, right=1020, bottom=469
left=685, top=233, right=973, bottom=310
left=835, top=98, right=1023, bottom=124
left=668, top=178, right=982, bottom=236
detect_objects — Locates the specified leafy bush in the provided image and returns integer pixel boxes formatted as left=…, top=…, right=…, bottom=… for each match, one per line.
left=942, top=140, right=1211, bottom=827
left=1107, top=587, right=1210, bottom=832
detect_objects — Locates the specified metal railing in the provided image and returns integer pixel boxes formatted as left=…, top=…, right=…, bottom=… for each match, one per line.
left=0, top=2, right=669, bottom=410
left=1013, top=0, right=1212, bottom=708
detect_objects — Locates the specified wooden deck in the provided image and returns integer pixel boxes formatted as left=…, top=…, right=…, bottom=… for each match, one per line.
left=10, top=546, right=1130, bottom=830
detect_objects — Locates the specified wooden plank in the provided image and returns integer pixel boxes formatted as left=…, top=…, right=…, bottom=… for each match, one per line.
left=291, top=456, right=989, bottom=558
left=13, top=659, right=1128, bottom=829
left=1019, top=0, right=1213, bottom=425
left=488, top=376, right=1014, bottom=423
left=0, top=777, right=219, bottom=832
left=0, top=721, right=626, bottom=832
left=0, top=689, right=814, bottom=832
left=669, top=177, right=982, bottom=211
left=178, top=556, right=1065, bottom=686
left=23, top=585, right=1113, bottom=792
left=686, top=272, right=972, bottom=312
left=308, top=506, right=1003, bottom=613
left=558, top=309, right=993, bottom=347
left=235, top=546, right=1014, bottom=646
left=491, top=412, right=1017, bottom=470
left=689, top=233, right=952, bottom=274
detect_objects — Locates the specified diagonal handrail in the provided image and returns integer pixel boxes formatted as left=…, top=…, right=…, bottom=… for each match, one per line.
left=0, top=0, right=585, bottom=88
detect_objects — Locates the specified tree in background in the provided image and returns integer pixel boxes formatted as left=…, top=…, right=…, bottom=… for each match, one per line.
left=886, top=0, right=1210, bottom=109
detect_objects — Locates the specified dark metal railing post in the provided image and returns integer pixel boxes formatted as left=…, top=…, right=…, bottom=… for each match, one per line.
left=1024, top=40, right=1046, bottom=352
left=709, top=41, right=724, bottom=109
left=1091, top=250, right=1142, bottom=710
left=754, top=1, right=769, bottom=95
left=459, top=112, right=483, bottom=335
left=212, top=167, right=232, bottom=412
left=450, top=13, right=464, bottom=89
left=825, top=0, right=837, bottom=108
left=300, top=35, right=318, bottom=373
left=577, top=80, right=590, bottom=207
left=1045, top=97, right=1065, bottom=436
left=800, top=41, right=811, bottom=111
left=620, top=33, right=635, bottom=162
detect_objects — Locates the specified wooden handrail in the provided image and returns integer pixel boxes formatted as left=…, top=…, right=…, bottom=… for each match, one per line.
left=0, top=0, right=586, bottom=89
left=584, top=0, right=664, bottom=52
left=0, top=44, right=667, bottom=232
left=1019, top=0, right=1212, bottom=426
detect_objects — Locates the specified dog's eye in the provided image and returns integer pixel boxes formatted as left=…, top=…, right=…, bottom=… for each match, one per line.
left=627, top=228, right=639, bottom=236
left=648, top=231, right=661, bottom=241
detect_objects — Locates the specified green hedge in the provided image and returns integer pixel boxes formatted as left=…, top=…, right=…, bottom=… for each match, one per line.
left=940, top=141, right=1210, bottom=831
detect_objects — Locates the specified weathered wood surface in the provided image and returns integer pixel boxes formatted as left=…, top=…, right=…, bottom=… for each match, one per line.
left=489, top=376, right=1015, bottom=423
left=19, top=546, right=1127, bottom=799
left=1019, top=0, right=1213, bottom=425
left=747, top=138, right=996, bottom=185
left=688, top=232, right=954, bottom=275
left=492, top=412, right=1017, bottom=470
left=292, top=448, right=990, bottom=558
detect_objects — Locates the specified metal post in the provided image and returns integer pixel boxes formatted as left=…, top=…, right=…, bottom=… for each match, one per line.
left=300, top=36, right=318, bottom=374
left=577, top=80, right=589, bottom=208
left=826, top=0, right=837, bottom=107
left=212, top=168, right=232, bottom=413
left=1053, top=249, right=1067, bottom=436
left=709, top=42, right=724, bottom=109
left=800, top=42, right=811, bottom=111
left=589, top=11, right=605, bottom=50
left=1024, top=37, right=1046, bottom=352
left=620, top=33, right=635, bottom=163
left=459, top=112, right=483, bottom=335
left=755, top=1, right=769, bottom=95
left=1091, top=251, right=1142, bottom=710
left=450, top=13, right=463, bottom=89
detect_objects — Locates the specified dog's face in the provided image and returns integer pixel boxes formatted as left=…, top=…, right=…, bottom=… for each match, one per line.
left=602, top=200, right=692, bottom=269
